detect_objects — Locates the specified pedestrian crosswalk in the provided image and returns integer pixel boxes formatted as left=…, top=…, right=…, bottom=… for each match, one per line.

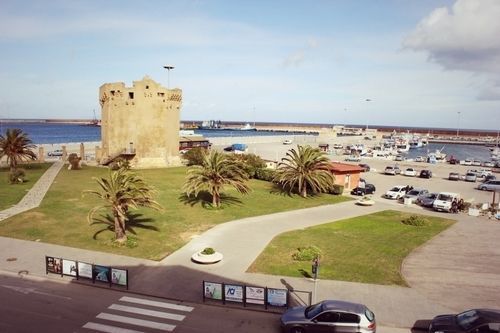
left=81, top=295, right=194, bottom=333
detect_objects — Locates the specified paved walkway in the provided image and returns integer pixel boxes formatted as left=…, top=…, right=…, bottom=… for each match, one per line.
left=0, top=161, right=64, bottom=221
left=1, top=163, right=500, bottom=332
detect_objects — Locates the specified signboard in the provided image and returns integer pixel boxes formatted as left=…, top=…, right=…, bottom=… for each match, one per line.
left=62, top=259, right=77, bottom=277
left=46, top=256, right=62, bottom=275
left=77, top=262, right=93, bottom=279
left=204, top=282, right=222, bottom=300
left=111, top=268, right=127, bottom=286
left=267, top=288, right=287, bottom=307
left=224, top=284, right=243, bottom=303
left=93, top=265, right=110, bottom=283
left=246, top=286, right=265, bottom=305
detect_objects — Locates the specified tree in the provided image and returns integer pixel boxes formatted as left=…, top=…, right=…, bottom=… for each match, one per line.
left=0, top=128, right=37, bottom=172
left=273, top=145, right=335, bottom=198
left=85, top=169, right=162, bottom=243
left=227, top=153, right=266, bottom=178
left=181, top=147, right=208, bottom=166
left=183, top=150, right=250, bottom=207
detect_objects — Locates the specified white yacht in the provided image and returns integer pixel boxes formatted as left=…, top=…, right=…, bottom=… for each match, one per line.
left=240, top=123, right=256, bottom=131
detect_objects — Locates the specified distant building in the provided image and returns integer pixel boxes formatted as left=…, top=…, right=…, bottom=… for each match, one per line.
left=99, top=76, right=182, bottom=168
left=328, top=162, right=364, bottom=190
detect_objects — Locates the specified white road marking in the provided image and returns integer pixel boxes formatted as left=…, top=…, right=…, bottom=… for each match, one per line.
left=108, top=304, right=185, bottom=321
left=83, top=322, right=145, bottom=333
left=119, top=296, right=194, bottom=312
left=97, top=313, right=176, bottom=331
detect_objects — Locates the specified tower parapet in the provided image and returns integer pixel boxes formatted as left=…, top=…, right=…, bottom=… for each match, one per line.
left=99, top=76, right=182, bottom=168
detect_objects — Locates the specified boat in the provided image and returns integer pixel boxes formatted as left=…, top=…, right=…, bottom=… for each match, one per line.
left=199, top=120, right=222, bottom=129
left=396, top=143, right=410, bottom=153
left=84, top=109, right=101, bottom=126
left=409, top=138, right=423, bottom=149
left=240, top=123, right=256, bottom=131
left=427, top=147, right=447, bottom=162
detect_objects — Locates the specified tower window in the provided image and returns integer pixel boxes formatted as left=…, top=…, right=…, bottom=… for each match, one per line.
left=128, top=92, right=134, bottom=99
left=146, top=85, right=149, bottom=89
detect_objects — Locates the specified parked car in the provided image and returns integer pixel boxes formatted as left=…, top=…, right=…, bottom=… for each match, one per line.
left=468, top=168, right=492, bottom=178
left=282, top=139, right=293, bottom=145
left=345, top=155, right=361, bottom=162
left=465, top=172, right=477, bottom=182
left=449, top=172, right=460, bottom=181
left=483, top=174, right=497, bottom=182
left=478, top=180, right=500, bottom=191
left=463, top=158, right=473, bottom=166
left=403, top=167, right=417, bottom=177
left=448, top=157, right=459, bottom=164
left=384, top=165, right=401, bottom=175
left=280, top=300, right=377, bottom=333
left=419, top=169, right=432, bottom=179
left=48, top=149, right=64, bottom=157
left=429, top=308, right=500, bottom=333
left=416, top=192, right=438, bottom=208
left=358, top=163, right=371, bottom=172
left=433, top=192, right=460, bottom=212
left=414, top=156, right=426, bottom=162
left=483, top=161, right=494, bottom=167
left=384, top=185, right=407, bottom=200
left=472, top=160, right=482, bottom=166
left=351, top=184, right=376, bottom=196
left=395, top=155, right=405, bottom=162
left=401, top=188, right=429, bottom=204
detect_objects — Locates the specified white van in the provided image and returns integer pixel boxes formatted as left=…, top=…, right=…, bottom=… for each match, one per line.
left=433, top=192, right=460, bottom=212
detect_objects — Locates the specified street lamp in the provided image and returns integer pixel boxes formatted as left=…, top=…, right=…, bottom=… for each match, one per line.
left=365, top=99, right=372, bottom=131
left=456, top=111, right=461, bottom=138
left=163, top=65, right=175, bottom=88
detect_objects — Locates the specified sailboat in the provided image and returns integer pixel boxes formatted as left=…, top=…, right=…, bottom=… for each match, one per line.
left=87, top=109, right=101, bottom=126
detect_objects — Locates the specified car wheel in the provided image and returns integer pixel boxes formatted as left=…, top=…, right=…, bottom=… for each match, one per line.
left=290, top=327, right=305, bottom=333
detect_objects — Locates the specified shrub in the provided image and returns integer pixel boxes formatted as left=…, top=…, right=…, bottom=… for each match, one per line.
left=201, top=247, right=215, bottom=255
left=68, top=153, right=81, bottom=170
left=109, top=157, right=131, bottom=171
left=254, top=168, right=275, bottom=182
left=292, top=245, right=322, bottom=261
left=182, top=147, right=208, bottom=166
left=227, top=153, right=265, bottom=178
left=329, top=184, right=344, bottom=195
left=8, top=168, right=26, bottom=184
left=401, top=215, right=428, bottom=227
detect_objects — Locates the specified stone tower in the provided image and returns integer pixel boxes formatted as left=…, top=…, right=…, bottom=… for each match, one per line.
left=99, top=76, right=182, bottom=168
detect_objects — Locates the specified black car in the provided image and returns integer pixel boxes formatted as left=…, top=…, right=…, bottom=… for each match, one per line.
left=358, top=163, right=371, bottom=172
left=483, top=174, right=497, bottom=183
left=429, top=309, right=500, bottom=333
left=351, top=184, right=376, bottom=196
left=419, top=169, right=432, bottom=178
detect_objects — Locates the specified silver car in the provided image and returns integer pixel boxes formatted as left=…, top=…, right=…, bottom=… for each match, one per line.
left=280, top=300, right=376, bottom=333
left=478, top=180, right=500, bottom=191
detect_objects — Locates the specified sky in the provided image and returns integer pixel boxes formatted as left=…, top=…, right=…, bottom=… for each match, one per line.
left=0, top=0, right=499, bottom=130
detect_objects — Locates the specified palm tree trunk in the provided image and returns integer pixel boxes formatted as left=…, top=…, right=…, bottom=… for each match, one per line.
left=301, top=186, right=307, bottom=198
left=114, top=214, right=127, bottom=243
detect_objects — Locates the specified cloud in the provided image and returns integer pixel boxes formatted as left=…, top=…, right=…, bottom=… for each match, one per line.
left=477, top=81, right=500, bottom=101
left=403, top=0, right=500, bottom=73
left=282, top=38, right=318, bottom=68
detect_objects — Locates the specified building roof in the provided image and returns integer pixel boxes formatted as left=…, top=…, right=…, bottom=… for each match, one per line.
left=329, top=162, right=364, bottom=173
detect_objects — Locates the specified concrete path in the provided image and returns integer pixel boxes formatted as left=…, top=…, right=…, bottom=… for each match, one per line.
left=0, top=161, right=64, bottom=221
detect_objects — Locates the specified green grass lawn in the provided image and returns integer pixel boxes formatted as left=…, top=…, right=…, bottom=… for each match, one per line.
left=0, top=163, right=53, bottom=210
left=247, top=210, right=455, bottom=286
left=0, top=165, right=350, bottom=260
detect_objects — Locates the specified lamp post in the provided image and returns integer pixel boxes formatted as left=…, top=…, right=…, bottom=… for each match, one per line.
left=456, top=111, right=461, bottom=138
left=163, top=65, right=175, bottom=88
left=365, top=99, right=372, bottom=131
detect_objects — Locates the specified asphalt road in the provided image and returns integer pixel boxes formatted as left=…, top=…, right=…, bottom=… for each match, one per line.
left=0, top=274, right=281, bottom=333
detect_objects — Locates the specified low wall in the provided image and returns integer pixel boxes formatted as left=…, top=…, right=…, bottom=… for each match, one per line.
left=209, top=134, right=317, bottom=146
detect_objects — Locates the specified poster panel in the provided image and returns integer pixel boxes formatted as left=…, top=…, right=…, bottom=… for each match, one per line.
left=62, top=259, right=77, bottom=277
left=111, top=268, right=127, bottom=286
left=245, top=286, right=265, bottom=305
left=267, top=288, right=287, bottom=307
left=78, top=262, right=93, bottom=279
left=93, top=265, right=110, bottom=283
left=46, top=256, right=62, bottom=274
left=224, top=284, right=243, bottom=303
left=203, top=282, right=222, bottom=300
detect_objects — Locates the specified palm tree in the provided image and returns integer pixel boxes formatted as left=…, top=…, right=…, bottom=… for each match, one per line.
left=274, top=145, right=335, bottom=198
left=183, top=150, right=250, bottom=207
left=85, top=169, right=162, bottom=243
left=0, top=128, right=37, bottom=172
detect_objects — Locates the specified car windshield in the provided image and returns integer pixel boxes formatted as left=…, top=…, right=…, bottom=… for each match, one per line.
left=305, top=303, right=324, bottom=319
left=386, top=167, right=393, bottom=170
left=456, top=310, right=480, bottom=330
left=408, top=190, right=420, bottom=196
left=437, top=194, right=453, bottom=201
left=427, top=193, right=438, bottom=199
left=390, top=187, right=401, bottom=192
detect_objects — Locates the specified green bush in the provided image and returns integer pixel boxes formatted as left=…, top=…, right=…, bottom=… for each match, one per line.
left=292, top=245, right=322, bottom=261
left=254, top=168, right=275, bottom=182
left=109, top=157, right=131, bottom=171
left=329, top=184, right=344, bottom=195
left=227, top=153, right=266, bottom=178
left=201, top=247, right=215, bottom=255
left=401, top=215, right=428, bottom=227
left=182, top=147, right=208, bottom=166
left=8, top=168, right=26, bottom=184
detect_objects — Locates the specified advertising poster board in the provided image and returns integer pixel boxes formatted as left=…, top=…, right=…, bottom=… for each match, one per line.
left=46, top=256, right=62, bottom=275
left=224, top=284, right=243, bottom=303
left=78, top=262, right=93, bottom=279
left=62, top=259, right=77, bottom=277
left=93, top=265, right=110, bottom=283
left=111, top=268, right=127, bottom=286
left=267, top=288, right=287, bottom=307
left=204, top=282, right=222, bottom=300
left=245, top=286, right=265, bottom=305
